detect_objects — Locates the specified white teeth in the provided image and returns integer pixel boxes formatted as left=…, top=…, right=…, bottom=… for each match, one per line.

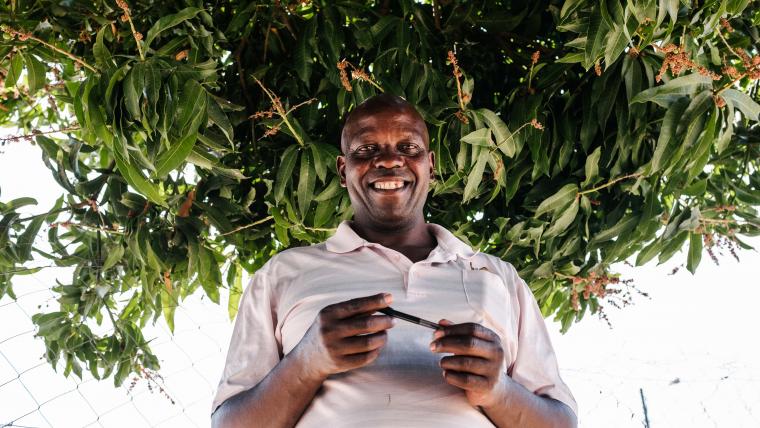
left=373, top=181, right=404, bottom=190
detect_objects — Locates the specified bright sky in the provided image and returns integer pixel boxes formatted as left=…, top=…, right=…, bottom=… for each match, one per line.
left=1, top=137, right=758, bottom=427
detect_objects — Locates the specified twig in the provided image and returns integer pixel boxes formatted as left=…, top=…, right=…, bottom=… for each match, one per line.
left=577, top=173, right=642, bottom=196
left=716, top=29, right=740, bottom=60
left=448, top=50, right=466, bottom=111
left=0, top=126, right=81, bottom=144
left=116, top=0, right=145, bottom=61
left=0, top=26, right=98, bottom=73
left=218, top=215, right=273, bottom=236
left=432, top=0, right=442, bottom=31
left=50, top=221, right=125, bottom=235
left=252, top=77, right=311, bottom=146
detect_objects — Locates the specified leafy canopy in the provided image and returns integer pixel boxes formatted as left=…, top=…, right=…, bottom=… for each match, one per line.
left=1, top=0, right=759, bottom=386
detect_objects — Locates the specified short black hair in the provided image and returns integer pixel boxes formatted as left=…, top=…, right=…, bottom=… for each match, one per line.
left=340, top=94, right=428, bottom=153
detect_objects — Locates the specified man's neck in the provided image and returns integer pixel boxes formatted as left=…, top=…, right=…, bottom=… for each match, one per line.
left=349, top=218, right=437, bottom=261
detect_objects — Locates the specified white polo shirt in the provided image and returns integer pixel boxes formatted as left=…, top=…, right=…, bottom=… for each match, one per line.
left=212, top=221, right=577, bottom=426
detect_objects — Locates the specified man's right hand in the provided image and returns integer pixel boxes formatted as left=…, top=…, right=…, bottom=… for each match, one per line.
left=294, top=292, right=396, bottom=381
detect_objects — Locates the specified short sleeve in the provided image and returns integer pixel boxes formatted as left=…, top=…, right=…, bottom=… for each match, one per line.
left=211, top=266, right=283, bottom=415
left=507, top=267, right=578, bottom=417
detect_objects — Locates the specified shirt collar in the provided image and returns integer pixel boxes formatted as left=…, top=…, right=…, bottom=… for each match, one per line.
left=325, top=220, right=477, bottom=261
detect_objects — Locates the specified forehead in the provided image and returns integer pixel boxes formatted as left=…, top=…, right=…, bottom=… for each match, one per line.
left=343, top=110, right=428, bottom=147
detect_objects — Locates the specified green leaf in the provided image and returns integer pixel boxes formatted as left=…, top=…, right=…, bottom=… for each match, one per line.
left=584, top=5, right=608, bottom=69
left=657, top=0, right=680, bottom=25
left=461, top=128, right=493, bottom=147
left=22, top=53, right=47, bottom=94
left=636, top=238, right=664, bottom=266
left=123, top=64, right=143, bottom=120
left=544, top=197, right=579, bottom=238
left=154, top=132, right=198, bottom=178
left=4, top=197, right=38, bottom=212
left=310, top=143, right=327, bottom=183
left=646, top=97, right=689, bottom=175
left=206, top=98, right=234, bottom=143
left=631, top=74, right=713, bottom=108
left=591, top=214, right=638, bottom=244
left=686, top=232, right=703, bottom=274
left=314, top=177, right=342, bottom=202
left=5, top=54, right=23, bottom=88
left=112, top=134, right=167, bottom=207
left=227, top=261, right=243, bottom=321
left=176, top=80, right=207, bottom=136
left=535, top=183, right=578, bottom=218
left=463, top=149, right=489, bottom=203
left=145, top=7, right=202, bottom=48
left=103, top=244, right=125, bottom=271
left=581, top=147, right=602, bottom=189
left=721, top=89, right=760, bottom=122
left=477, top=109, right=516, bottom=157
left=658, top=230, right=688, bottom=265
left=161, top=288, right=177, bottom=333
left=198, top=244, right=221, bottom=304
left=297, top=150, right=316, bottom=219
left=274, top=145, right=299, bottom=204
left=93, top=25, right=113, bottom=70
left=16, top=216, right=44, bottom=261
left=716, top=99, right=734, bottom=154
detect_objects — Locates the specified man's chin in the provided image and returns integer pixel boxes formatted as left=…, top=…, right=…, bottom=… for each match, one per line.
left=358, top=209, right=415, bottom=230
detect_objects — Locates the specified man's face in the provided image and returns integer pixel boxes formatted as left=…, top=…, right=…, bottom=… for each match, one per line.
left=337, top=108, right=434, bottom=230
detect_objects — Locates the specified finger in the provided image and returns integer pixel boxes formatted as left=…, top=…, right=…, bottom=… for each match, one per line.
left=322, top=293, right=393, bottom=320
left=434, top=321, right=499, bottom=342
left=430, top=335, right=501, bottom=359
left=338, top=314, right=395, bottom=337
left=336, top=330, right=388, bottom=354
left=442, top=370, right=491, bottom=392
left=338, top=348, right=382, bottom=371
left=439, top=355, right=493, bottom=376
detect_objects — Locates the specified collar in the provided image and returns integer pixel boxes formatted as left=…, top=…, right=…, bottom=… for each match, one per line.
left=325, top=220, right=477, bottom=261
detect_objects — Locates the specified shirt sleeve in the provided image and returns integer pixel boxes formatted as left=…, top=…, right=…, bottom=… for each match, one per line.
left=506, top=265, right=578, bottom=417
left=211, top=264, right=283, bottom=415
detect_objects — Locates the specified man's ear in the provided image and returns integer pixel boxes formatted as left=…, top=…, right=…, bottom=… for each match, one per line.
left=428, top=150, right=436, bottom=180
left=337, top=155, right=347, bottom=187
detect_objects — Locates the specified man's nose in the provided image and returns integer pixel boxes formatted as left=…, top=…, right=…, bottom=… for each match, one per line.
left=372, top=146, right=404, bottom=168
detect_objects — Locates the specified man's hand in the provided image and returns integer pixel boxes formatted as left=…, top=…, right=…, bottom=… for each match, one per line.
left=429, top=319, right=509, bottom=408
left=294, top=293, right=396, bottom=381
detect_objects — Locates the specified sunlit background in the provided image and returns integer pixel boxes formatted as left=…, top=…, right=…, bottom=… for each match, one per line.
left=2, top=135, right=759, bottom=427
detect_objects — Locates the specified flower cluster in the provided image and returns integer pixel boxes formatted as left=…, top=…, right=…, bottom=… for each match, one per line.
left=447, top=50, right=469, bottom=116
left=531, top=50, right=540, bottom=65
left=0, top=24, right=32, bottom=41
left=568, top=271, right=636, bottom=312
left=655, top=43, right=721, bottom=83
left=703, top=232, right=740, bottom=265
left=127, top=366, right=175, bottom=405
left=336, top=59, right=380, bottom=93
left=530, top=118, right=544, bottom=130
left=337, top=59, right=352, bottom=91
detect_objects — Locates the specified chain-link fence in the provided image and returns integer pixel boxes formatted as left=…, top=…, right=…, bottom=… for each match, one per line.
left=4, top=252, right=760, bottom=427
left=1, top=264, right=232, bottom=428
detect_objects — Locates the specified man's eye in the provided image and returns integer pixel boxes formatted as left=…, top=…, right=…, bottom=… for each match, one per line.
left=399, top=144, right=421, bottom=154
left=354, top=145, right=377, bottom=154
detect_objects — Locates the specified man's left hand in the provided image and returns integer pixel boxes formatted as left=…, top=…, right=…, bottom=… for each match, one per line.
left=430, top=319, right=509, bottom=408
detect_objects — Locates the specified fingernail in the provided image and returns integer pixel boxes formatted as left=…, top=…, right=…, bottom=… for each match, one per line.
left=390, top=318, right=397, bottom=326
left=433, top=330, right=444, bottom=339
left=429, top=342, right=437, bottom=352
left=383, top=293, right=393, bottom=304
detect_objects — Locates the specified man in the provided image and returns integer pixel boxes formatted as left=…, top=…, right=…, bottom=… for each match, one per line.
left=211, top=94, right=577, bottom=427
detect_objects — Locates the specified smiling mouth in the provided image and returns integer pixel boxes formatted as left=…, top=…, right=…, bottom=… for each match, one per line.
left=370, top=180, right=411, bottom=191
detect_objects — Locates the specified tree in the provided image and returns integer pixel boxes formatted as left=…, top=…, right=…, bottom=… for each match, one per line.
left=1, top=0, right=758, bottom=386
